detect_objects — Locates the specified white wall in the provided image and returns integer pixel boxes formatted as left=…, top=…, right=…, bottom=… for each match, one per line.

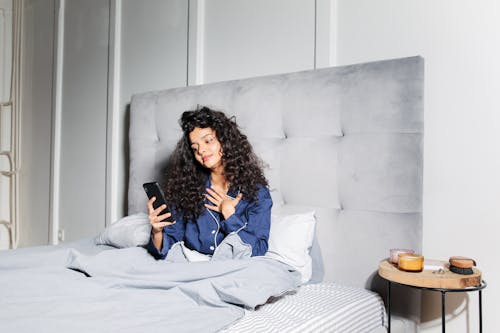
left=202, top=0, right=315, bottom=83
left=0, top=0, right=12, bottom=249
left=336, top=1, right=500, bottom=332
left=18, top=0, right=55, bottom=246
left=0, top=0, right=11, bottom=99
left=57, top=0, right=110, bottom=241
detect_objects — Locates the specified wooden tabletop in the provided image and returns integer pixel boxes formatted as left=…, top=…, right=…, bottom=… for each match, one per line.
left=378, top=259, right=482, bottom=289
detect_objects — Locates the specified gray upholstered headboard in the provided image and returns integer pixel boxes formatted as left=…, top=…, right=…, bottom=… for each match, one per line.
left=128, top=56, right=424, bottom=289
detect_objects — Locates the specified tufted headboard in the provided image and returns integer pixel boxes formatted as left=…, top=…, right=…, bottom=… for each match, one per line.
left=128, top=56, right=424, bottom=289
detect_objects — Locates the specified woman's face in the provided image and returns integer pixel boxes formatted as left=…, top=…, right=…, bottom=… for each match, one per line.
left=189, top=127, right=223, bottom=170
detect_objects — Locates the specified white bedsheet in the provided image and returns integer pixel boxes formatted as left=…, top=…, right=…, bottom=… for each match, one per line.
left=222, top=282, right=387, bottom=333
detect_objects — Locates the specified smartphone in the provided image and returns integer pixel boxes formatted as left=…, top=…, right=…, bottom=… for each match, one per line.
left=143, top=181, right=175, bottom=222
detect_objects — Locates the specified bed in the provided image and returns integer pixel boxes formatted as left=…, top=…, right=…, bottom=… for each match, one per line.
left=0, top=56, right=423, bottom=332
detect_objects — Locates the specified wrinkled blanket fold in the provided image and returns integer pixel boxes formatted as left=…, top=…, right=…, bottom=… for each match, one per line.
left=0, top=238, right=300, bottom=333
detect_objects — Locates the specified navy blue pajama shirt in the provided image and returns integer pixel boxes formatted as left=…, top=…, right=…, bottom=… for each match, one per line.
left=146, top=179, right=272, bottom=259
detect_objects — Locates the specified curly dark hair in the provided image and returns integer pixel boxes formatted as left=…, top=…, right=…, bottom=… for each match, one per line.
left=163, top=106, right=268, bottom=220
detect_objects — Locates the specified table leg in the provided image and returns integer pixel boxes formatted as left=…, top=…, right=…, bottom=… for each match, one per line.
left=387, top=280, right=391, bottom=333
left=441, top=291, right=446, bottom=333
left=479, top=289, right=483, bottom=333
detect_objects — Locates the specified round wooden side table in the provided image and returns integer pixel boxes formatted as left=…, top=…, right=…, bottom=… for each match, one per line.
left=378, top=259, right=486, bottom=333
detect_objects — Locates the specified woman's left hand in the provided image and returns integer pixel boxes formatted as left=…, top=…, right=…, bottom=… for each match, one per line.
left=204, top=187, right=243, bottom=219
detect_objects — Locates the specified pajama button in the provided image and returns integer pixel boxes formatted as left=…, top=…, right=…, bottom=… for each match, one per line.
left=211, top=230, right=216, bottom=234
left=210, top=246, right=215, bottom=251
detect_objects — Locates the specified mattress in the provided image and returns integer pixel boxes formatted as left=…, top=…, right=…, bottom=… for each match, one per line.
left=222, top=282, right=387, bottom=333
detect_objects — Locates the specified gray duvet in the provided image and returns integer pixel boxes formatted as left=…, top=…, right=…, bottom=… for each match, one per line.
left=0, top=238, right=300, bottom=333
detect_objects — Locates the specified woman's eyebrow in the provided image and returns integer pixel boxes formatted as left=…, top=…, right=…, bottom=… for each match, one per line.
left=190, top=133, right=214, bottom=145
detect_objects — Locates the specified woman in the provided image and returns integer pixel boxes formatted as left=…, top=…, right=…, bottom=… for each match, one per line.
left=146, top=106, right=272, bottom=259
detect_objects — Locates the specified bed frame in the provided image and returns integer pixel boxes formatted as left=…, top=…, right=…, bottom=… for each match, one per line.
left=128, top=56, right=424, bottom=327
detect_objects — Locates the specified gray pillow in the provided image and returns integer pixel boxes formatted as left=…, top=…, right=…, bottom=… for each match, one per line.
left=94, top=213, right=151, bottom=248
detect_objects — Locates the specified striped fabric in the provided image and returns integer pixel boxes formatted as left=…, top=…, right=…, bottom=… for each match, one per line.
left=222, top=283, right=387, bottom=333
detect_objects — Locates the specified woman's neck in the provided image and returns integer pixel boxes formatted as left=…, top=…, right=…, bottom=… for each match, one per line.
left=210, top=170, right=229, bottom=193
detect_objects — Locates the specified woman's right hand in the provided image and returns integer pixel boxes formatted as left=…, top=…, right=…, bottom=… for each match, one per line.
left=147, top=197, right=176, bottom=234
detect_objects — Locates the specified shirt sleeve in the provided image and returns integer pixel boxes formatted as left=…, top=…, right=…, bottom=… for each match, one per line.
left=220, top=186, right=272, bottom=256
left=145, top=210, right=186, bottom=260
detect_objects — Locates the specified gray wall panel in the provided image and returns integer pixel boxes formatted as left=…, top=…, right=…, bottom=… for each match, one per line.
left=118, top=0, right=188, bottom=217
left=18, top=0, right=55, bottom=246
left=59, top=0, right=109, bottom=241
left=203, top=0, right=315, bottom=83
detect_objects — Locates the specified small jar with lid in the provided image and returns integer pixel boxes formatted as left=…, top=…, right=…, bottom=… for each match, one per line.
left=389, top=248, right=415, bottom=265
left=398, top=253, right=424, bottom=272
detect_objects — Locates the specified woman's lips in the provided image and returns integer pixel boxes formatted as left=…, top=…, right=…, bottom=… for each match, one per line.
left=202, top=155, right=211, bottom=162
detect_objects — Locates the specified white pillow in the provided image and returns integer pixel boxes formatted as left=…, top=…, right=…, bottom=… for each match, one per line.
left=265, top=211, right=316, bottom=283
left=94, top=213, right=151, bottom=248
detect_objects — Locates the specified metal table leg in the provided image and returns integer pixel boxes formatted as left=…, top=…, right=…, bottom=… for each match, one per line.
left=479, top=289, right=483, bottom=333
left=379, top=276, right=486, bottom=333
left=441, top=291, right=446, bottom=333
left=387, top=280, right=391, bottom=333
